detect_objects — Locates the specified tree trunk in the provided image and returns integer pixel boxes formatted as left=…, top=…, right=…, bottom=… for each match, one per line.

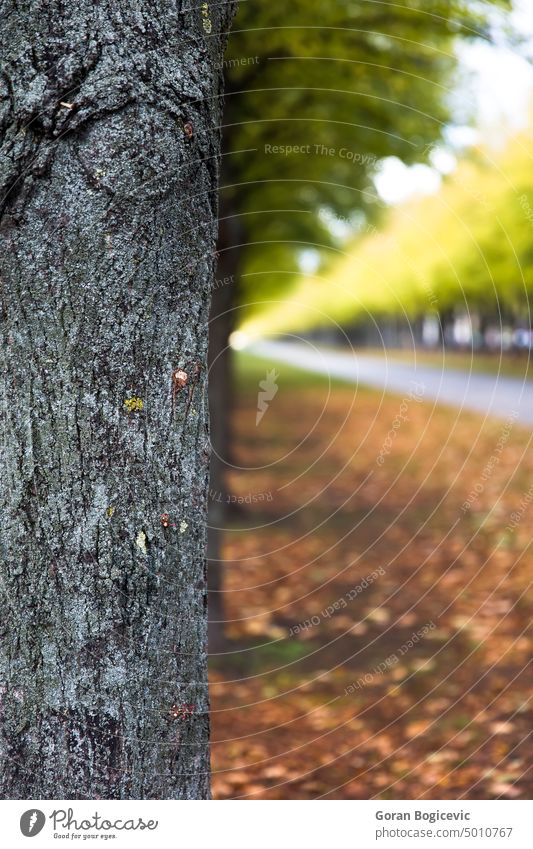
left=207, top=205, right=243, bottom=651
left=0, top=0, right=236, bottom=800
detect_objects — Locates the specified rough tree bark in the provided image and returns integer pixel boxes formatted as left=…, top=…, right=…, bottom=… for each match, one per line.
left=0, top=0, right=236, bottom=799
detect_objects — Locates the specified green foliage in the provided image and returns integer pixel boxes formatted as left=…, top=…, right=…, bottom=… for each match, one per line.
left=220, top=0, right=512, bottom=318
left=241, top=125, right=533, bottom=336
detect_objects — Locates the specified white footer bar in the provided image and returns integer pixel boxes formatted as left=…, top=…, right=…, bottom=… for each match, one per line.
left=1, top=799, right=532, bottom=848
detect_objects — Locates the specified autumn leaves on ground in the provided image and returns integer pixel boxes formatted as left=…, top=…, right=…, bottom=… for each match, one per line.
left=209, top=353, right=533, bottom=799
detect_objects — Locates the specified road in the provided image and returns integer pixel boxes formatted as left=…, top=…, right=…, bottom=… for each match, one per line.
left=249, top=340, right=533, bottom=426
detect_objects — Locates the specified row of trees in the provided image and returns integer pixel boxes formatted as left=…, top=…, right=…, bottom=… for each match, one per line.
left=239, top=126, right=533, bottom=342
left=209, top=0, right=514, bottom=647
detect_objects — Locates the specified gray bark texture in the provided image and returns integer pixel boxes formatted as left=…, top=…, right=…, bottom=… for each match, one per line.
left=0, top=0, right=236, bottom=799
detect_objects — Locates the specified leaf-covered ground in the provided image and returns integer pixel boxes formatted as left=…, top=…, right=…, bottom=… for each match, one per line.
left=209, top=353, right=533, bottom=799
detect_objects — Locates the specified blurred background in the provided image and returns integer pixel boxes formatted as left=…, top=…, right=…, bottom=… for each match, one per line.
left=207, top=0, right=533, bottom=799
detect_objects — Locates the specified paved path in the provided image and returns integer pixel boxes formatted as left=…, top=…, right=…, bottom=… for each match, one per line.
left=249, top=340, right=533, bottom=426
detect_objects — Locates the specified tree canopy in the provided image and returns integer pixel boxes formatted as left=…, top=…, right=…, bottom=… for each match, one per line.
left=238, top=122, right=533, bottom=337
left=219, top=0, right=512, bottom=320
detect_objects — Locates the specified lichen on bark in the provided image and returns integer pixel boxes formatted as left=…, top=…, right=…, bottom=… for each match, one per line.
left=0, top=0, right=236, bottom=799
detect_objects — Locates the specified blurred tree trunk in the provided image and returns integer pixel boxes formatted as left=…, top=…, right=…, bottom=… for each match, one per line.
left=207, top=56, right=269, bottom=651
left=0, top=0, right=236, bottom=799
left=207, top=206, right=243, bottom=651
left=438, top=307, right=455, bottom=347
